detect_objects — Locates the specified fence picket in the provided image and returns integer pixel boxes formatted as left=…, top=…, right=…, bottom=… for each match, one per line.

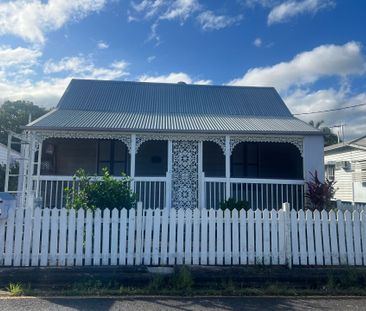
left=119, top=208, right=127, bottom=265
left=329, top=210, right=339, bottom=265
left=84, top=210, right=93, bottom=266
left=255, top=209, right=263, bottom=265
left=297, top=210, right=306, bottom=265
left=22, top=208, right=33, bottom=267
left=135, top=203, right=143, bottom=265
left=93, top=209, right=102, bottom=266
left=314, top=211, right=323, bottom=265
left=200, top=208, right=208, bottom=265
left=160, top=208, right=169, bottom=265
left=101, top=209, right=110, bottom=266
left=345, top=211, right=355, bottom=265
left=306, top=210, right=315, bottom=265
left=184, top=209, right=192, bottom=265
left=277, top=210, right=285, bottom=265
left=127, top=208, right=136, bottom=265
left=152, top=209, right=161, bottom=265
left=321, top=210, right=331, bottom=265
left=168, top=208, right=176, bottom=265
left=58, top=208, right=67, bottom=266
left=271, top=210, right=278, bottom=265
left=291, top=210, right=299, bottom=265
left=49, top=209, right=59, bottom=266
left=248, top=210, right=255, bottom=265
left=192, top=209, right=200, bottom=265
left=361, top=211, right=366, bottom=265
left=176, top=209, right=184, bottom=265
left=13, top=208, right=24, bottom=266
left=263, top=210, right=270, bottom=265
left=40, top=209, right=50, bottom=266
left=232, top=209, right=239, bottom=265
left=67, top=209, right=76, bottom=266
left=110, top=209, right=119, bottom=266
left=208, top=209, right=216, bottom=265
left=216, top=209, right=224, bottom=265
left=337, top=211, right=347, bottom=265
left=353, top=211, right=362, bottom=265
left=0, top=217, right=6, bottom=266
left=76, top=209, right=85, bottom=266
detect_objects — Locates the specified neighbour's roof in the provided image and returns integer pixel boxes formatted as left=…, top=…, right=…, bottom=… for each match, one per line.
left=325, top=135, right=366, bottom=152
left=26, top=79, right=320, bottom=135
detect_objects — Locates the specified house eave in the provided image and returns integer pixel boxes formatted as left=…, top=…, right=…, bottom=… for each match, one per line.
left=24, top=126, right=321, bottom=136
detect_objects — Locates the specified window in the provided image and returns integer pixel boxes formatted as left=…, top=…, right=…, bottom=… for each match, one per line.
left=231, top=142, right=259, bottom=178
left=325, top=164, right=335, bottom=181
left=97, top=140, right=129, bottom=175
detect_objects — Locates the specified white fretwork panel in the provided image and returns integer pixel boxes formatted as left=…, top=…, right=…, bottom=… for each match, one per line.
left=172, top=141, right=198, bottom=209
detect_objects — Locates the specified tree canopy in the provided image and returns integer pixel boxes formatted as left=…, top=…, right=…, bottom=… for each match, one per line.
left=0, top=100, right=48, bottom=147
left=308, top=120, right=339, bottom=146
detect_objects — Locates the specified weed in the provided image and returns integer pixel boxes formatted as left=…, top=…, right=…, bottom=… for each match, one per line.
left=171, top=266, right=193, bottom=291
left=147, top=274, right=165, bottom=291
left=7, top=283, right=24, bottom=296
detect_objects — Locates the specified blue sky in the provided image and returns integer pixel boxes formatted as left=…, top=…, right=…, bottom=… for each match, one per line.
left=0, top=0, right=365, bottom=139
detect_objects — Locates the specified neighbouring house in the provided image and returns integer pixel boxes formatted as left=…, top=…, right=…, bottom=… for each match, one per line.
left=0, top=142, right=20, bottom=166
left=7, top=79, right=324, bottom=210
left=324, top=136, right=366, bottom=204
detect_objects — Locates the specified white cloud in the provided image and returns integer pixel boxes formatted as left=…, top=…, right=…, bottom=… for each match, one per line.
left=268, top=0, right=335, bottom=25
left=147, top=55, right=156, bottom=63
left=285, top=87, right=366, bottom=139
left=43, top=56, right=129, bottom=80
left=0, top=77, right=71, bottom=108
left=160, top=0, right=200, bottom=21
left=97, top=40, right=109, bottom=49
left=229, top=42, right=365, bottom=91
left=253, top=37, right=262, bottom=47
left=197, top=10, right=242, bottom=31
left=138, top=72, right=211, bottom=85
left=0, top=0, right=107, bottom=45
left=0, top=46, right=41, bottom=68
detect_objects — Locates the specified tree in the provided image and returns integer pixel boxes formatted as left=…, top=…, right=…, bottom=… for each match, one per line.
left=308, top=120, right=339, bottom=147
left=0, top=100, right=48, bottom=147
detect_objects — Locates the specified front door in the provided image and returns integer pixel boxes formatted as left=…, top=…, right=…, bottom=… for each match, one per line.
left=172, top=141, right=199, bottom=209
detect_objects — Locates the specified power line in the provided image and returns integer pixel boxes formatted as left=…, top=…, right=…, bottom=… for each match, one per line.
left=293, top=103, right=366, bottom=116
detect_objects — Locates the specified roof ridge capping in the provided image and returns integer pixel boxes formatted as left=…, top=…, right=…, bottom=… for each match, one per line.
left=68, top=78, right=277, bottom=90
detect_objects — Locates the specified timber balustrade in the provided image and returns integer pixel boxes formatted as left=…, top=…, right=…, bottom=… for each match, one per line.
left=1, top=202, right=366, bottom=267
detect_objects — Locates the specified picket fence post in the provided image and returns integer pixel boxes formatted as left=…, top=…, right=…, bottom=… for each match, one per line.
left=282, top=202, right=292, bottom=269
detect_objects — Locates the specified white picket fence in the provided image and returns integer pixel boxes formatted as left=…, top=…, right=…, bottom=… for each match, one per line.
left=1, top=203, right=366, bottom=267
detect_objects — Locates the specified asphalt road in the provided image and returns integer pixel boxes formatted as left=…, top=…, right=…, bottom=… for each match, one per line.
left=0, top=297, right=366, bottom=311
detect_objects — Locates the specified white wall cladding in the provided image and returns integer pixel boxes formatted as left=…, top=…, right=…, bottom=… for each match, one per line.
left=2, top=203, right=366, bottom=267
left=325, top=147, right=366, bottom=203
left=0, top=144, right=20, bottom=166
left=303, top=136, right=324, bottom=182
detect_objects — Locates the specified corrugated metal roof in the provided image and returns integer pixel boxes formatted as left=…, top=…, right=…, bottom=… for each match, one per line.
left=26, top=79, right=320, bottom=134
left=27, top=109, right=319, bottom=134
left=325, top=135, right=366, bottom=152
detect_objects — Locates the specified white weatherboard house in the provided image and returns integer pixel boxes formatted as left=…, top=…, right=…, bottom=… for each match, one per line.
left=324, top=136, right=366, bottom=204
left=9, top=79, right=323, bottom=211
left=0, top=143, right=20, bottom=166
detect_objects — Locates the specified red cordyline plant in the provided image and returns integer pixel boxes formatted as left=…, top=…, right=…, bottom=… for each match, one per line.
left=305, top=170, right=336, bottom=211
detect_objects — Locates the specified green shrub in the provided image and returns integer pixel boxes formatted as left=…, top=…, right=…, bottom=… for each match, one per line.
left=219, top=198, right=250, bottom=211
left=65, top=168, right=136, bottom=211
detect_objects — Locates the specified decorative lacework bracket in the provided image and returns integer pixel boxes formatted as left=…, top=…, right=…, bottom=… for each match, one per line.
left=172, top=140, right=199, bottom=210
left=135, top=134, right=226, bottom=154
left=33, top=131, right=132, bottom=153
left=229, top=135, right=304, bottom=157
